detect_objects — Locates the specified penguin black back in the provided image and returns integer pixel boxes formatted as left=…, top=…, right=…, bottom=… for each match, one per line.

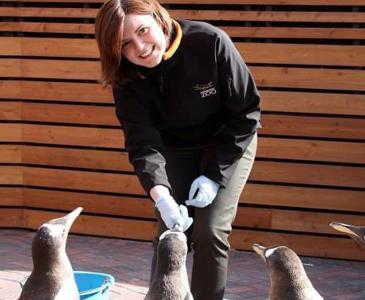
left=19, top=207, right=82, bottom=300
left=253, top=243, right=323, bottom=300
left=145, top=230, right=193, bottom=300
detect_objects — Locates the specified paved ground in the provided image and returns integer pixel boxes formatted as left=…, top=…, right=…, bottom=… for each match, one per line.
left=1, top=229, right=365, bottom=300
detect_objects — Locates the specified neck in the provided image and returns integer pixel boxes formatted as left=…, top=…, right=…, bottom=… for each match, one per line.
left=32, top=250, right=72, bottom=275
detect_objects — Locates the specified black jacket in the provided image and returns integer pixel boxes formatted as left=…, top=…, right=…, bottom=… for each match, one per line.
left=113, top=20, right=261, bottom=194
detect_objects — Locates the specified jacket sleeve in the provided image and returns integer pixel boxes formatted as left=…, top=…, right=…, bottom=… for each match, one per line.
left=202, top=29, right=261, bottom=187
left=113, top=85, right=171, bottom=194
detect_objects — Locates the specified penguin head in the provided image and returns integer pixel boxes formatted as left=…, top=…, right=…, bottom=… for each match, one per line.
left=157, top=230, right=188, bottom=272
left=32, top=207, right=83, bottom=262
left=253, top=243, right=305, bottom=279
left=330, top=221, right=365, bottom=250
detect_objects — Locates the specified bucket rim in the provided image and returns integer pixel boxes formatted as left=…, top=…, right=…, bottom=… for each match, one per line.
left=74, top=270, right=115, bottom=296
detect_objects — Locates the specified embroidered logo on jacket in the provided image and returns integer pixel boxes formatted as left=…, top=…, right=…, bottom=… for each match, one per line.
left=193, top=81, right=217, bottom=99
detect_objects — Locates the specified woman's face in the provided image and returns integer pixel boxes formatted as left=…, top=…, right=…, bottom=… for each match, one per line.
left=122, top=13, right=169, bottom=68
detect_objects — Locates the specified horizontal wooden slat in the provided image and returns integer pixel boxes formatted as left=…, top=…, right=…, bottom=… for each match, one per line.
left=234, top=206, right=365, bottom=235
left=0, top=80, right=111, bottom=103
left=252, top=161, right=365, bottom=189
left=242, top=184, right=365, bottom=212
left=223, top=26, right=365, bottom=40
left=261, top=91, right=365, bottom=116
left=0, top=209, right=23, bottom=227
left=23, top=167, right=145, bottom=195
left=0, top=102, right=21, bottom=120
left=263, top=115, right=365, bottom=140
left=6, top=0, right=365, bottom=5
left=21, top=183, right=365, bottom=215
left=23, top=188, right=154, bottom=218
left=230, top=229, right=365, bottom=260
left=21, top=159, right=365, bottom=196
left=259, top=138, right=365, bottom=164
left=20, top=120, right=365, bottom=150
left=0, top=7, right=98, bottom=18
left=0, top=59, right=99, bottom=80
left=0, top=37, right=94, bottom=57
left=22, top=124, right=122, bottom=147
left=165, top=0, right=365, bottom=4
left=0, top=38, right=21, bottom=56
left=2, top=81, right=364, bottom=117
left=20, top=184, right=365, bottom=215
left=171, top=10, right=365, bottom=23
left=23, top=209, right=157, bottom=241
left=15, top=105, right=365, bottom=140
left=2, top=7, right=365, bottom=23
left=239, top=43, right=365, bottom=67
left=0, top=22, right=93, bottom=34
left=3, top=38, right=365, bottom=68
left=252, top=66, right=365, bottom=91
left=19, top=186, right=365, bottom=236
left=2, top=22, right=364, bottom=40
left=3, top=61, right=364, bottom=92
left=21, top=102, right=118, bottom=126
left=0, top=187, right=23, bottom=206
left=0, top=145, right=22, bottom=164
left=22, top=146, right=133, bottom=172
left=19, top=138, right=365, bottom=173
left=0, top=37, right=98, bottom=58
left=0, top=166, right=23, bottom=185
left=0, top=124, right=22, bottom=142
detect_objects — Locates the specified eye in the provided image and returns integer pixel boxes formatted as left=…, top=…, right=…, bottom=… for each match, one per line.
left=139, top=26, right=149, bottom=35
left=122, top=41, right=130, bottom=49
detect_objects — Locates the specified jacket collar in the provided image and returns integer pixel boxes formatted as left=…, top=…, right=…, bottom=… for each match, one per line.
left=163, top=20, right=182, bottom=61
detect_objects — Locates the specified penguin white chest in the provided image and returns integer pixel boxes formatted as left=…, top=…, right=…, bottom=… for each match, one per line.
left=54, top=277, right=79, bottom=300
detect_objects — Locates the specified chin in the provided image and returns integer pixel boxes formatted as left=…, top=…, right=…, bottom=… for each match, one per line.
left=143, top=60, right=161, bottom=68
left=144, top=54, right=163, bottom=68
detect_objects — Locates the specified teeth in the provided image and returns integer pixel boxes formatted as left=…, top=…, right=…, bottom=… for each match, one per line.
left=140, top=47, right=153, bottom=58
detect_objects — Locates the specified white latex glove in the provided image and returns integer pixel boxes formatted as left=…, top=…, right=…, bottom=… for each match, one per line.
left=155, top=195, right=193, bottom=232
left=185, top=175, right=219, bottom=208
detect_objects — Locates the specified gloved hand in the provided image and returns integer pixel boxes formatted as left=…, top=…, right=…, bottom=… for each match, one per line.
left=155, top=195, right=193, bottom=232
left=185, top=175, right=219, bottom=208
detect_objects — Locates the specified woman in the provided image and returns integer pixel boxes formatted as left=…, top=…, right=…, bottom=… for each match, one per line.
left=95, top=1, right=260, bottom=299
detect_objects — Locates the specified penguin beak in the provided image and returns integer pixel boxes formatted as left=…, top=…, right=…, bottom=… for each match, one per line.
left=63, top=207, right=83, bottom=232
left=329, top=221, right=357, bottom=237
left=48, top=207, right=83, bottom=234
left=252, top=243, right=266, bottom=261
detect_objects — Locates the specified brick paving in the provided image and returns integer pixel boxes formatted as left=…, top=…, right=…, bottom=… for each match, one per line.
left=1, top=229, right=365, bottom=300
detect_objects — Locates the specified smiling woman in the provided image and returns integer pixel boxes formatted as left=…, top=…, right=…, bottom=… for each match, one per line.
left=94, top=1, right=261, bottom=300
left=95, top=0, right=173, bottom=85
left=121, top=14, right=170, bottom=68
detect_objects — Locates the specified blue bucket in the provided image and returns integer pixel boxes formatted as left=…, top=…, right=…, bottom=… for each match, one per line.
left=74, top=271, right=115, bottom=300
left=20, top=271, right=114, bottom=300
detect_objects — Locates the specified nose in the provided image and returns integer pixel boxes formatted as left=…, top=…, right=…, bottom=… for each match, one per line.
left=133, top=37, right=144, bottom=52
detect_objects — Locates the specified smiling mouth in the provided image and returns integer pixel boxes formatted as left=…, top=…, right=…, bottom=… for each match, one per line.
left=140, top=46, right=154, bottom=59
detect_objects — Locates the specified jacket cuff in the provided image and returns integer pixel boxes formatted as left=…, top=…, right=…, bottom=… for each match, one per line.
left=140, top=176, right=172, bottom=197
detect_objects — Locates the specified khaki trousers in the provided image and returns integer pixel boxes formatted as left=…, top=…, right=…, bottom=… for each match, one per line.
left=151, top=133, right=257, bottom=300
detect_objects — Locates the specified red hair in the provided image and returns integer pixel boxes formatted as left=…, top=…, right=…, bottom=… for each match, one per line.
left=95, top=0, right=173, bottom=87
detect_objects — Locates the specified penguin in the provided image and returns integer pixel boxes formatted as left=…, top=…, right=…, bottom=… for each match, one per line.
left=19, top=207, right=83, bottom=300
left=330, top=221, right=365, bottom=250
left=252, top=243, right=323, bottom=300
left=145, top=229, right=193, bottom=300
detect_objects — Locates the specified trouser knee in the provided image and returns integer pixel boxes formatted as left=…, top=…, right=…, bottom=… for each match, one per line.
left=192, top=224, right=230, bottom=257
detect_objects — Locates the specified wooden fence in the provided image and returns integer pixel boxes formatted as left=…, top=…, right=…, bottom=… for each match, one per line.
left=0, top=0, right=364, bottom=260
